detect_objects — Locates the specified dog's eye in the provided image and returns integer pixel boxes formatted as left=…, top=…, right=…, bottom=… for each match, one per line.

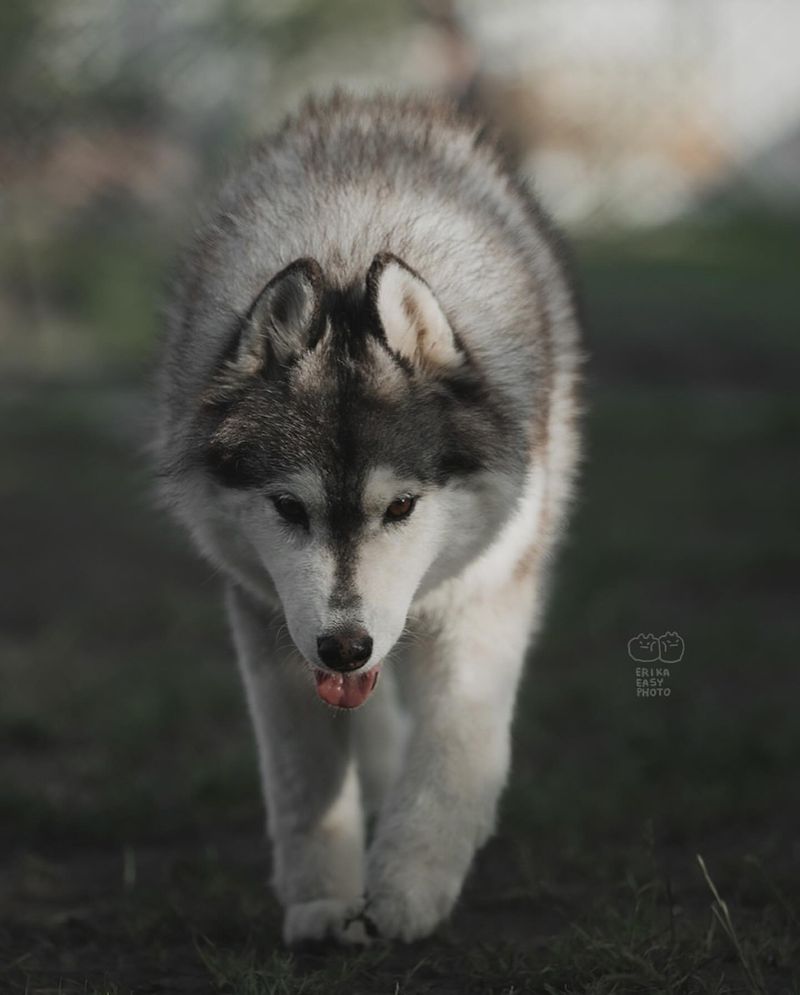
left=384, top=494, right=417, bottom=523
left=271, top=494, right=309, bottom=529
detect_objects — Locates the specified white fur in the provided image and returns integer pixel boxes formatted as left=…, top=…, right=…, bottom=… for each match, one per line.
left=374, top=258, right=461, bottom=370
left=224, top=451, right=571, bottom=944
left=157, top=94, right=582, bottom=946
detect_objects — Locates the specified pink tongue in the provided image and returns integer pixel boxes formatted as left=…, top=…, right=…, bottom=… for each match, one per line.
left=314, top=666, right=380, bottom=709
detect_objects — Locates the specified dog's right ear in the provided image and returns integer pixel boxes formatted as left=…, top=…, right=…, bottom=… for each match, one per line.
left=366, top=252, right=462, bottom=373
left=235, top=258, right=324, bottom=374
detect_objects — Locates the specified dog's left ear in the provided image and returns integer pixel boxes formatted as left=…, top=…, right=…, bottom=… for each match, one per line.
left=367, top=253, right=462, bottom=372
left=236, top=257, right=324, bottom=373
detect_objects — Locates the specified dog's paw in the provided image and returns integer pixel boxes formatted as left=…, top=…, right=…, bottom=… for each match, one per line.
left=364, top=871, right=460, bottom=943
left=283, top=898, right=368, bottom=947
left=337, top=897, right=379, bottom=946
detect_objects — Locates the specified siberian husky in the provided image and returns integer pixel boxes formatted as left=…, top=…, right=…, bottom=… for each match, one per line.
left=155, top=93, right=581, bottom=944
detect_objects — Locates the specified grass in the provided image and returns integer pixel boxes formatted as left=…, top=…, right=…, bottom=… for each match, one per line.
left=697, top=854, right=768, bottom=995
left=0, top=217, right=798, bottom=993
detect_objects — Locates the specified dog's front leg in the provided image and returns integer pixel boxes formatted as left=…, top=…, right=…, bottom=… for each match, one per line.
left=226, top=585, right=365, bottom=945
left=359, top=580, right=535, bottom=942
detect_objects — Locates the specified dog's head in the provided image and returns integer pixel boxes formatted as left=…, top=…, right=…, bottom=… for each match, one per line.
left=190, top=254, right=527, bottom=704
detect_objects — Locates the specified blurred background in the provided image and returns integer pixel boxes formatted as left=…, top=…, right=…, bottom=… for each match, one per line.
left=2, top=2, right=798, bottom=993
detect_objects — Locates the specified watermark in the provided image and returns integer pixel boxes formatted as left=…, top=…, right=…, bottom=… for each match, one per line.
left=628, top=631, right=684, bottom=663
left=628, top=631, right=684, bottom=697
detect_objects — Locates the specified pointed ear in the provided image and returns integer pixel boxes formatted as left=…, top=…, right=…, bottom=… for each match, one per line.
left=236, top=258, right=324, bottom=373
left=367, top=253, right=462, bottom=372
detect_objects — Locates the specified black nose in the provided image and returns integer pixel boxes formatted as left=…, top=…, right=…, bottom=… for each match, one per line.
left=316, top=628, right=373, bottom=672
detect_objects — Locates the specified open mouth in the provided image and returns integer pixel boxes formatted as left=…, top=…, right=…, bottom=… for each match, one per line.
left=313, top=665, right=381, bottom=709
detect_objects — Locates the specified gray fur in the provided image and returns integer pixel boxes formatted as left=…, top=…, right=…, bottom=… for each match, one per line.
left=154, top=91, right=583, bottom=945
left=156, top=92, right=579, bottom=574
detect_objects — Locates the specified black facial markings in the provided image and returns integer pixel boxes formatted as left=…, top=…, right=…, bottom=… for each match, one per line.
left=195, top=270, right=530, bottom=537
left=320, top=283, right=380, bottom=360
left=324, top=298, right=372, bottom=612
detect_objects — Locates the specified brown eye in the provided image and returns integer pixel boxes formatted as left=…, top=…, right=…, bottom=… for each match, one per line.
left=271, top=494, right=309, bottom=530
left=384, top=494, right=417, bottom=523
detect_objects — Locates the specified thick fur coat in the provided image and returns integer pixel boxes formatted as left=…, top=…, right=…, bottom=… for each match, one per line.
left=155, top=93, right=582, bottom=943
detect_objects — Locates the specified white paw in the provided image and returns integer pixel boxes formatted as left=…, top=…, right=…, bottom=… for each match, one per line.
left=365, top=869, right=462, bottom=942
left=282, top=898, right=368, bottom=946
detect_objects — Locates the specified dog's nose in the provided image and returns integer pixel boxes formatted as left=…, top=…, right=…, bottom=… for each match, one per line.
left=316, top=628, right=373, bottom=672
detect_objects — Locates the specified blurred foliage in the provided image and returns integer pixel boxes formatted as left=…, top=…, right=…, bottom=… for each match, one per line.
left=0, top=0, right=413, bottom=138
left=1, top=0, right=422, bottom=380
left=3, top=0, right=798, bottom=382
left=41, top=196, right=170, bottom=367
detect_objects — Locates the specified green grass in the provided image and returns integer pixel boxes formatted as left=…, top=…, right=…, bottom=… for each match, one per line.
left=1, top=217, right=798, bottom=993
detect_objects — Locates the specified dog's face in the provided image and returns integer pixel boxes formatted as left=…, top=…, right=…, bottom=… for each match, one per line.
left=192, top=255, right=526, bottom=701
left=224, top=464, right=475, bottom=676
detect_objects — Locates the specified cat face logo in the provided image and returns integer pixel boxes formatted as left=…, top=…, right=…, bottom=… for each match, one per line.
left=658, top=631, right=684, bottom=663
left=627, top=633, right=661, bottom=663
left=628, top=631, right=684, bottom=663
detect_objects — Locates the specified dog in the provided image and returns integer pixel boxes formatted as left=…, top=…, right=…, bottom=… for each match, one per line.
left=154, top=92, right=582, bottom=945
